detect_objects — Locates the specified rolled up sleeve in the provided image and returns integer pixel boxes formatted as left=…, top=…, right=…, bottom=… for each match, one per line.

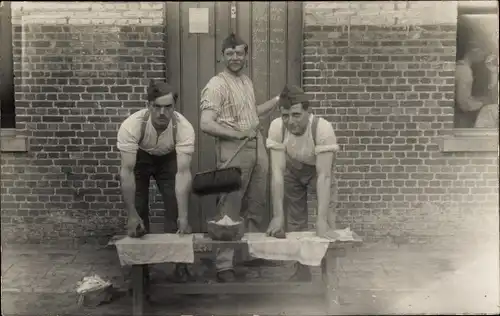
left=200, top=78, right=225, bottom=115
left=117, top=120, right=140, bottom=154
left=266, top=118, right=286, bottom=151
left=314, top=119, right=339, bottom=154
left=175, top=118, right=196, bottom=155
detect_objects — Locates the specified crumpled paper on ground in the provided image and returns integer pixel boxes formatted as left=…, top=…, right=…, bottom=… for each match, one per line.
left=242, top=228, right=356, bottom=266
left=76, top=275, right=111, bottom=294
left=114, top=233, right=195, bottom=266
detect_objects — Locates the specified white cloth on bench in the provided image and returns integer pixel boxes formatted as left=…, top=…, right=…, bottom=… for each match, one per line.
left=114, top=234, right=195, bottom=266
left=242, top=229, right=355, bottom=266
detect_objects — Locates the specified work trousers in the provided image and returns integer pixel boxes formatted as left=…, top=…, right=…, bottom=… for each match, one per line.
left=215, top=132, right=269, bottom=272
left=284, top=154, right=337, bottom=233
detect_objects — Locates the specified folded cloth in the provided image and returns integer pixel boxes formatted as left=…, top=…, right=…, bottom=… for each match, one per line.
left=242, top=229, right=357, bottom=266
left=114, top=233, right=195, bottom=266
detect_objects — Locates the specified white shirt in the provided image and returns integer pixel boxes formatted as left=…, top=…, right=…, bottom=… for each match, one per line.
left=117, top=109, right=195, bottom=156
left=266, top=115, right=339, bottom=166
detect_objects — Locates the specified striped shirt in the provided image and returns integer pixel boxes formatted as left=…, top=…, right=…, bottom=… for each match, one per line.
left=200, top=71, right=260, bottom=131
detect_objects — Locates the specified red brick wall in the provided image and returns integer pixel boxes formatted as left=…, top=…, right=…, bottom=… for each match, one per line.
left=1, top=2, right=498, bottom=247
left=1, top=2, right=168, bottom=245
left=303, top=2, right=498, bottom=246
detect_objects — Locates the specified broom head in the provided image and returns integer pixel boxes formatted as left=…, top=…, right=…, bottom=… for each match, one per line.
left=192, top=167, right=242, bottom=196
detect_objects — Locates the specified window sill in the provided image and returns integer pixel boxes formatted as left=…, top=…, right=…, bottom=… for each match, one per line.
left=1, top=129, right=29, bottom=153
left=439, top=128, right=499, bottom=153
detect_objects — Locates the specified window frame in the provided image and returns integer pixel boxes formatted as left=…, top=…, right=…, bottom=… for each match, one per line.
left=1, top=1, right=28, bottom=152
left=441, top=1, right=499, bottom=153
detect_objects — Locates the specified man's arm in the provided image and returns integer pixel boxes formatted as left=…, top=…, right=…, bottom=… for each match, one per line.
left=200, top=110, right=241, bottom=140
left=270, top=148, right=287, bottom=220
left=120, top=151, right=139, bottom=218
left=175, top=152, right=192, bottom=222
left=456, top=66, right=484, bottom=112
left=315, top=152, right=334, bottom=224
left=256, top=95, right=280, bottom=118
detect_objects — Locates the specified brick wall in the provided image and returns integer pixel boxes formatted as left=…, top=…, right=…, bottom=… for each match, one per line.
left=303, top=1, right=498, bottom=247
left=1, top=1, right=498, bottom=247
left=1, top=2, right=168, bottom=244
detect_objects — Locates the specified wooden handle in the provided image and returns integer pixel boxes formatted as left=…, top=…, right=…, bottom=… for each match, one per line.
left=218, top=136, right=253, bottom=169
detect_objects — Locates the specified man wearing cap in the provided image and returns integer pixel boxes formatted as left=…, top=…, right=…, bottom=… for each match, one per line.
left=266, top=85, right=339, bottom=281
left=199, top=33, right=281, bottom=282
left=117, top=80, right=195, bottom=286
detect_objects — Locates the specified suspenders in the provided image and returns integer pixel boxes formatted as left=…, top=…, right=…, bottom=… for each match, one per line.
left=281, top=115, right=319, bottom=145
left=138, top=110, right=178, bottom=148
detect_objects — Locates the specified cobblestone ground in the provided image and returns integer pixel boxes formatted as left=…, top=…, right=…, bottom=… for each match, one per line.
left=2, top=241, right=498, bottom=315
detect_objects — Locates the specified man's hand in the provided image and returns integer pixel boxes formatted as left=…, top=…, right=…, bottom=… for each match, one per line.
left=316, top=218, right=341, bottom=240
left=177, top=217, right=192, bottom=235
left=485, top=54, right=498, bottom=73
left=315, top=219, right=330, bottom=238
left=266, top=216, right=285, bottom=237
left=236, top=128, right=258, bottom=140
left=127, top=213, right=146, bottom=238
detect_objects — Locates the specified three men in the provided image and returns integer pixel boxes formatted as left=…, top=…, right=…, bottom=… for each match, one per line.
left=118, top=35, right=339, bottom=285
left=266, top=85, right=339, bottom=281
left=199, top=33, right=281, bottom=282
left=118, top=80, right=195, bottom=283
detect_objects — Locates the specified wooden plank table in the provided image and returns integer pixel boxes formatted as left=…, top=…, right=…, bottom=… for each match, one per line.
left=112, top=232, right=362, bottom=316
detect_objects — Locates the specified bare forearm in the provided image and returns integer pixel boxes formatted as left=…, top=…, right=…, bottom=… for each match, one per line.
left=120, top=169, right=138, bottom=218
left=201, top=120, right=240, bottom=140
left=316, top=173, right=331, bottom=221
left=457, top=93, right=484, bottom=112
left=175, top=170, right=192, bottom=221
left=257, top=96, right=279, bottom=117
left=271, top=172, right=285, bottom=219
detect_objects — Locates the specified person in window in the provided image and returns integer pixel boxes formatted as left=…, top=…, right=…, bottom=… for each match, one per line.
left=117, top=80, right=195, bottom=288
left=455, top=40, right=491, bottom=128
left=199, top=33, right=281, bottom=282
left=266, top=85, right=339, bottom=281
left=475, top=54, right=499, bottom=128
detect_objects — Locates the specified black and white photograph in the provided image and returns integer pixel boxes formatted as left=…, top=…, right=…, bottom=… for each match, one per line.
left=1, top=1, right=498, bottom=315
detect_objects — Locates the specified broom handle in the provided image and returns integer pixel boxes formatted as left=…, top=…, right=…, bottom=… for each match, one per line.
left=218, top=136, right=254, bottom=169
left=217, top=95, right=280, bottom=170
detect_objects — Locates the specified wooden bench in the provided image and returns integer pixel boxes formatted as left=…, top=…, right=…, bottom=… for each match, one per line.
left=111, top=232, right=362, bottom=316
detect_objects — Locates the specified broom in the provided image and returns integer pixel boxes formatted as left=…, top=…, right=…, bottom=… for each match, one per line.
left=192, top=85, right=295, bottom=196
left=191, top=135, right=254, bottom=196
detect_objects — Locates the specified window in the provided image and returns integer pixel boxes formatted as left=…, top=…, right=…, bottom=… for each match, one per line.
left=0, top=0, right=15, bottom=129
left=440, top=1, right=498, bottom=152
left=454, top=2, right=498, bottom=129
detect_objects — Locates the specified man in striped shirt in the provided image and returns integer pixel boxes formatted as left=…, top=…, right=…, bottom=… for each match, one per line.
left=200, top=33, right=280, bottom=282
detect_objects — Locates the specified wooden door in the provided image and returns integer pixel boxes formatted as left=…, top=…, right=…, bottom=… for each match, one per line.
left=166, top=1, right=302, bottom=232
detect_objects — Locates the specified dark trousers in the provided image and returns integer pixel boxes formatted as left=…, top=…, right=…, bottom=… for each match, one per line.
left=284, top=154, right=337, bottom=233
left=128, top=149, right=178, bottom=290
left=134, top=149, right=178, bottom=234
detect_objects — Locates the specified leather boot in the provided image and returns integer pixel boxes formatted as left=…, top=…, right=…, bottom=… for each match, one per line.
left=288, top=262, right=312, bottom=282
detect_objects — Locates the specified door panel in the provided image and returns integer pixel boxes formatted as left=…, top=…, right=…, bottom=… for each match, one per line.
left=166, top=1, right=302, bottom=232
left=197, top=2, right=218, bottom=227
left=179, top=2, right=201, bottom=229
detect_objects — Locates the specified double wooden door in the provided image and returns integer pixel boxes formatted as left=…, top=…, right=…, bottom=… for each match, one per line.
left=166, top=1, right=302, bottom=231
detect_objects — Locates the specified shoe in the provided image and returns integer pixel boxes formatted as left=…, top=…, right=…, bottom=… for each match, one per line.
left=165, top=263, right=191, bottom=283
left=216, top=269, right=236, bottom=283
left=288, top=263, right=312, bottom=282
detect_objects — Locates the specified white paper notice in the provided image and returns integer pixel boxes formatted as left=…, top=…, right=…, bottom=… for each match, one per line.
left=189, top=8, right=209, bottom=34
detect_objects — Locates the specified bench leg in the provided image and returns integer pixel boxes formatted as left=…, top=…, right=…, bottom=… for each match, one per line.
left=321, top=248, right=341, bottom=315
left=132, top=265, right=144, bottom=316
